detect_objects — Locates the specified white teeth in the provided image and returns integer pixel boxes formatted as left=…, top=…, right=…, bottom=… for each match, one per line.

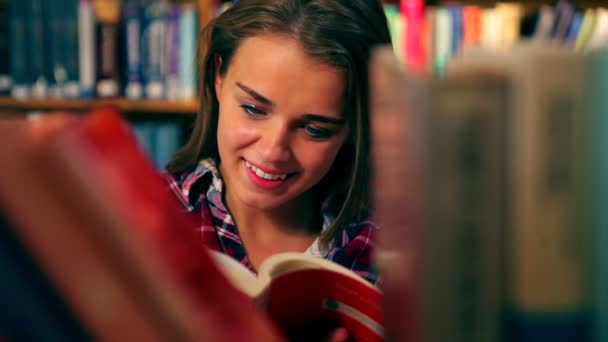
left=245, top=160, right=288, bottom=181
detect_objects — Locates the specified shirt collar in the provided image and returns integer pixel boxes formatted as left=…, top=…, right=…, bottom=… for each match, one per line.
left=180, top=158, right=336, bottom=254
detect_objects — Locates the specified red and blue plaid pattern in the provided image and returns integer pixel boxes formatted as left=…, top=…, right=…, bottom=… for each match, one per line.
left=164, top=159, right=379, bottom=285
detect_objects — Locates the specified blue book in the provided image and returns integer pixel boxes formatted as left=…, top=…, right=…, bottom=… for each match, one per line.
left=0, top=213, right=90, bottom=341
left=550, top=0, right=575, bottom=42
left=62, top=0, right=80, bottom=98
left=46, top=0, right=66, bottom=98
left=122, top=0, right=144, bottom=100
left=142, top=1, right=168, bottom=100
left=165, top=4, right=180, bottom=100
left=0, top=0, right=10, bottom=95
left=9, top=0, right=30, bottom=99
left=565, top=11, right=583, bottom=47
left=446, top=4, right=463, bottom=58
left=27, top=0, right=49, bottom=98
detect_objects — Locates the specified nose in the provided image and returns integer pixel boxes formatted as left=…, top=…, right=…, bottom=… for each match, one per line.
left=259, top=119, right=292, bottom=163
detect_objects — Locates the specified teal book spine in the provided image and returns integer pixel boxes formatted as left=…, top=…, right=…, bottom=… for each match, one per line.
left=178, top=3, right=197, bottom=101
left=153, top=122, right=183, bottom=171
left=589, top=48, right=608, bottom=342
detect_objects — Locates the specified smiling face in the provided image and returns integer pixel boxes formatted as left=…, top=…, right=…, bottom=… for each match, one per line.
left=215, top=34, right=348, bottom=212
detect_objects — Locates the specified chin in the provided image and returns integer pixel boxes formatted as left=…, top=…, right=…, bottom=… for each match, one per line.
left=241, top=196, right=285, bottom=211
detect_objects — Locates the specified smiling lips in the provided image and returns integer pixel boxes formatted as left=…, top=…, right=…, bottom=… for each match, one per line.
left=244, top=160, right=293, bottom=189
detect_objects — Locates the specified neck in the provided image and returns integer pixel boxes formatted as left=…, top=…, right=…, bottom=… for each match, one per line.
left=224, top=186, right=322, bottom=241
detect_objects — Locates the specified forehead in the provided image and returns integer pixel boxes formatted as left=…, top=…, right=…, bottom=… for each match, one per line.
left=225, top=34, right=345, bottom=115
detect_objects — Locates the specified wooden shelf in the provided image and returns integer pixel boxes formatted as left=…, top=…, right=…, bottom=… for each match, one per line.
left=0, top=97, right=199, bottom=117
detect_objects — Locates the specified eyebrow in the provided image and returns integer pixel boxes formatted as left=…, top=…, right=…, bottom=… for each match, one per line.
left=236, top=81, right=345, bottom=125
left=236, top=82, right=274, bottom=106
left=303, top=114, right=345, bottom=125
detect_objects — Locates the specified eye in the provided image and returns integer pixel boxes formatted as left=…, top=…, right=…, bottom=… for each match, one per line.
left=304, top=125, right=335, bottom=139
left=240, top=103, right=266, bottom=116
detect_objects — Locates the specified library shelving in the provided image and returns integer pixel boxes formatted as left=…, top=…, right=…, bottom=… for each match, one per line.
left=0, top=97, right=198, bottom=118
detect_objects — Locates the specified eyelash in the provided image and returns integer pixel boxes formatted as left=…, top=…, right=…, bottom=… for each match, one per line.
left=240, top=104, right=266, bottom=116
left=304, top=125, right=335, bottom=139
left=239, top=103, right=336, bottom=139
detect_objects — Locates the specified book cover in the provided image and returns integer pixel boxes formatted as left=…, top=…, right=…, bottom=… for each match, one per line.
left=0, top=0, right=10, bottom=95
left=78, top=0, right=96, bottom=98
left=423, top=67, right=509, bottom=342
left=62, top=0, right=81, bottom=98
left=588, top=47, right=608, bottom=342
left=165, top=4, right=180, bottom=100
left=462, top=5, right=481, bottom=48
left=122, top=0, right=144, bottom=100
left=434, top=7, right=452, bottom=76
left=27, top=0, right=48, bottom=99
left=480, top=8, right=502, bottom=50
left=94, top=0, right=121, bottom=98
left=178, top=2, right=198, bottom=101
left=574, top=8, right=597, bottom=52
left=533, top=5, right=556, bottom=40
left=153, top=121, right=183, bottom=171
left=446, top=3, right=463, bottom=58
left=549, top=0, right=575, bottom=42
left=565, top=11, right=583, bottom=47
left=506, top=44, right=592, bottom=342
left=0, top=111, right=283, bottom=341
left=585, top=8, right=608, bottom=51
left=142, top=0, right=168, bottom=99
left=369, top=47, right=425, bottom=342
left=46, top=0, right=68, bottom=98
left=401, top=0, right=425, bottom=73
left=211, top=251, right=383, bottom=341
left=9, top=0, right=30, bottom=99
left=131, top=120, right=156, bottom=160
left=384, top=4, right=403, bottom=68
left=496, top=2, right=524, bottom=49
left=423, top=6, right=436, bottom=76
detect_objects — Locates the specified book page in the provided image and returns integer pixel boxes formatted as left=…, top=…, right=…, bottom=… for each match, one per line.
left=208, top=250, right=263, bottom=297
left=257, top=252, right=375, bottom=291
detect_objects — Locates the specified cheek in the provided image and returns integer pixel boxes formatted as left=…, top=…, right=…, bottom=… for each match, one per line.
left=298, top=139, right=346, bottom=181
left=216, top=106, right=258, bottom=154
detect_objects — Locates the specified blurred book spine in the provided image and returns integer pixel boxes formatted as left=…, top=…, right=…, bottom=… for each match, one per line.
left=94, top=0, right=121, bottom=98
left=0, top=0, right=11, bottom=96
left=78, top=0, right=96, bottom=98
left=178, top=3, right=198, bottom=101
left=122, top=0, right=144, bottom=100
left=142, top=1, right=167, bottom=100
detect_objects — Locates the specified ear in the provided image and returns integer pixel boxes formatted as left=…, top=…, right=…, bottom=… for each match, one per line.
left=214, top=54, right=224, bottom=98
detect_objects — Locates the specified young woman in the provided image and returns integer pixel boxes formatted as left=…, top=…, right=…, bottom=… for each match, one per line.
left=166, top=0, right=391, bottom=286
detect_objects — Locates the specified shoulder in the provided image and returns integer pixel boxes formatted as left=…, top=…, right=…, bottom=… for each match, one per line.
left=163, top=158, right=222, bottom=212
left=328, top=219, right=379, bottom=284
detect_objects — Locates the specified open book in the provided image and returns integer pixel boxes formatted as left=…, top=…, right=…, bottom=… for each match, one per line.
left=210, top=251, right=383, bottom=341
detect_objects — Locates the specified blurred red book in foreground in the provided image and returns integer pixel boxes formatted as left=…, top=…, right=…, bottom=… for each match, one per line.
left=0, top=107, right=384, bottom=341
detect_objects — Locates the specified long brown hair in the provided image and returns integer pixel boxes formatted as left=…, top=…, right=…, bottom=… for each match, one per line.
left=168, top=0, right=391, bottom=245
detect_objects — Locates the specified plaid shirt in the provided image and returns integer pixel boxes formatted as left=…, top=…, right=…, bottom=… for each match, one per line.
left=164, top=158, right=379, bottom=285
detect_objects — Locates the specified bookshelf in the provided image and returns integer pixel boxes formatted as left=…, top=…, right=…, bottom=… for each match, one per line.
left=0, top=97, right=198, bottom=117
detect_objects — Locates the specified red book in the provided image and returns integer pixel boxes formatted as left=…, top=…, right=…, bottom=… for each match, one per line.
left=401, top=0, right=425, bottom=73
left=0, top=110, right=282, bottom=341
